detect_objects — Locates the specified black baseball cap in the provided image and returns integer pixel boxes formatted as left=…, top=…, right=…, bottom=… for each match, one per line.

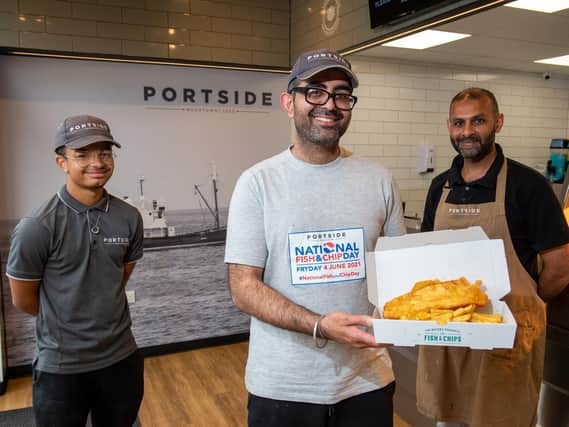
left=55, top=115, right=120, bottom=152
left=287, top=49, right=359, bottom=92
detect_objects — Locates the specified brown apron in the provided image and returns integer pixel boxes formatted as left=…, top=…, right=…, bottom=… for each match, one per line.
left=416, top=161, right=546, bottom=427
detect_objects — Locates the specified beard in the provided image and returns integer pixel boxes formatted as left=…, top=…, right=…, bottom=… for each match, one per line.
left=294, top=107, right=349, bottom=148
left=451, top=128, right=496, bottom=161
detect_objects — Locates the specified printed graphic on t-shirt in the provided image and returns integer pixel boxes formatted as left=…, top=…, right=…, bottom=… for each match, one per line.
left=288, top=227, right=365, bottom=286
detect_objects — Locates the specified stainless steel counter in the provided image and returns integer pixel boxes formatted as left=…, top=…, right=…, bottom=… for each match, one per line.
left=537, top=289, right=569, bottom=427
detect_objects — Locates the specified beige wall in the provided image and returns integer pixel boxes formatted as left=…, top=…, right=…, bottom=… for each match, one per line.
left=344, top=54, right=569, bottom=218
left=291, top=0, right=369, bottom=58
left=0, top=0, right=290, bottom=67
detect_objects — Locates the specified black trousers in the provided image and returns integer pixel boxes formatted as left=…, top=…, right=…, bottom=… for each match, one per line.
left=32, top=350, right=144, bottom=427
left=248, top=381, right=395, bottom=427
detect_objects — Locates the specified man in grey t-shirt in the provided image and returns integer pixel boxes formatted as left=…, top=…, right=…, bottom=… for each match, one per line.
left=6, top=115, right=144, bottom=427
left=225, top=49, right=405, bottom=427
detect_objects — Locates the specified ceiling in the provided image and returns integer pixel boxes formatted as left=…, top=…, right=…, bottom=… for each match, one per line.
left=356, top=4, right=569, bottom=77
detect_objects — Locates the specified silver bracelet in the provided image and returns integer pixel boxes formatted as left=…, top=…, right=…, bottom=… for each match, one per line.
left=312, top=315, right=328, bottom=349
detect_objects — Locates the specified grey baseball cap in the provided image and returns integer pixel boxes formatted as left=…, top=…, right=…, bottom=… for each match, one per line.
left=55, top=115, right=121, bottom=151
left=287, top=49, right=359, bottom=92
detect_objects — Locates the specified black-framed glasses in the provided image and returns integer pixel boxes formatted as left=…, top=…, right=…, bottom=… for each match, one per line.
left=290, top=87, right=358, bottom=111
left=63, top=150, right=116, bottom=166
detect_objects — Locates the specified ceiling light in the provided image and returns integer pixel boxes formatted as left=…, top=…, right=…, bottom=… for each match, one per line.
left=504, top=0, right=569, bottom=13
left=382, top=30, right=470, bottom=50
left=535, top=54, right=569, bottom=66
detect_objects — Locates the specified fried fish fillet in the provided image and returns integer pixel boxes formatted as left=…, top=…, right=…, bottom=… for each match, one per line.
left=383, top=277, right=489, bottom=320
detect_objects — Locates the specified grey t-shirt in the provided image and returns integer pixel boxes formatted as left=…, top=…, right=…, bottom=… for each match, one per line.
left=224, top=148, right=405, bottom=404
left=7, top=186, right=143, bottom=374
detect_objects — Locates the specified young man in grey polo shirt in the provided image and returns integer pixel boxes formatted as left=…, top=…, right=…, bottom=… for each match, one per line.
left=6, top=115, right=144, bottom=427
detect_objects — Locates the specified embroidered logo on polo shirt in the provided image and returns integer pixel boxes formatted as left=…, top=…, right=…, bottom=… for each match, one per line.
left=103, top=236, right=130, bottom=245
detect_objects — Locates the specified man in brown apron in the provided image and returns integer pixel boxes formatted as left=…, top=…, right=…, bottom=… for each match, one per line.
left=417, top=88, right=569, bottom=427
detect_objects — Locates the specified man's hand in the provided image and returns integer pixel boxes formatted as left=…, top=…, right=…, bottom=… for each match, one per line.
left=319, top=311, right=386, bottom=349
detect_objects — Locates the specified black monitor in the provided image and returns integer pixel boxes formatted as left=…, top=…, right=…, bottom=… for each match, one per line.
left=369, top=0, right=452, bottom=28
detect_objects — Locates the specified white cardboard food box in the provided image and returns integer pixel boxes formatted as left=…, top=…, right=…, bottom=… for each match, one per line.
left=366, top=226, right=517, bottom=349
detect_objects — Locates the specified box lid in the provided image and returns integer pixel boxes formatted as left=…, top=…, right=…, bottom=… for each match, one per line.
left=373, top=226, right=488, bottom=251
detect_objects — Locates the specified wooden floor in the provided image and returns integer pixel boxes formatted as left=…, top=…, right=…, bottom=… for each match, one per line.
left=0, top=341, right=410, bottom=427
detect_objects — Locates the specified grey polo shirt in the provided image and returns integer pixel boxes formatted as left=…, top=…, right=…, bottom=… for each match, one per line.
left=7, top=186, right=144, bottom=374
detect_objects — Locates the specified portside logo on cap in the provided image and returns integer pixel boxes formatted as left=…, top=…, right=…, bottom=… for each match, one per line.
left=55, top=115, right=121, bottom=151
left=67, top=121, right=110, bottom=134
left=305, top=51, right=349, bottom=68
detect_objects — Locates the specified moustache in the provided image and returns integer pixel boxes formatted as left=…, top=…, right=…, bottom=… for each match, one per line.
left=309, top=108, right=343, bottom=120
left=456, top=136, right=481, bottom=143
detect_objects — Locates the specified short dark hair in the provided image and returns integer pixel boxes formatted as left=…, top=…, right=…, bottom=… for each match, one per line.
left=451, top=87, right=499, bottom=116
left=287, top=77, right=301, bottom=93
left=55, top=146, right=66, bottom=156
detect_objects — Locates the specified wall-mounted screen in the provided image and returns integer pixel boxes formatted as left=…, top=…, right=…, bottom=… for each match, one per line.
left=368, top=0, right=452, bottom=28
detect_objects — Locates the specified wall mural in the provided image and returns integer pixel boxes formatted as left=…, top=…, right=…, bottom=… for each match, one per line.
left=0, top=55, right=290, bottom=367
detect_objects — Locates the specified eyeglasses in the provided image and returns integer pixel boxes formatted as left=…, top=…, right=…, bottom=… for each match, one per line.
left=63, top=150, right=116, bottom=166
left=289, top=87, right=358, bottom=111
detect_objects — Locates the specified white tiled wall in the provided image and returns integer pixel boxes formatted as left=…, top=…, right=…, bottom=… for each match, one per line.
left=345, top=54, right=569, bottom=219
left=0, top=0, right=290, bottom=67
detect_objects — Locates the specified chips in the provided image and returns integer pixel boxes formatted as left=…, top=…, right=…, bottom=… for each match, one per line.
left=383, top=277, right=503, bottom=325
left=471, top=312, right=504, bottom=323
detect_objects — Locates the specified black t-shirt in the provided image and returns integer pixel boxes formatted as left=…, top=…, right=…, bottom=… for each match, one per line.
left=422, top=144, right=569, bottom=279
